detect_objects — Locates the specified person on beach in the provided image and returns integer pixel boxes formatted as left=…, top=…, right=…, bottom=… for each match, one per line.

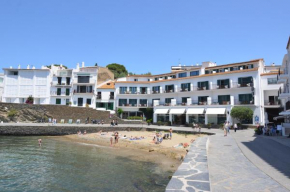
left=198, top=124, right=201, bottom=133
left=84, top=130, right=87, bottom=135
left=101, top=120, right=104, bottom=125
left=38, top=139, right=42, bottom=147
left=224, top=121, right=227, bottom=136
left=227, top=121, right=230, bottom=133
left=114, top=132, right=119, bottom=144
left=169, top=128, right=173, bottom=140
left=234, top=123, right=238, bottom=132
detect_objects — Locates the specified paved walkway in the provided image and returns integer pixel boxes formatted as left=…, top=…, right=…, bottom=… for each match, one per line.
left=207, top=129, right=289, bottom=192
left=166, top=137, right=210, bottom=192
left=231, top=129, right=290, bottom=191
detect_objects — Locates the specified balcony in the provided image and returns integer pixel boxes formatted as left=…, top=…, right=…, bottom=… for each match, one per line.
left=164, top=89, right=175, bottom=93
left=96, top=95, right=102, bottom=99
left=211, top=100, right=231, bottom=105
left=197, top=86, right=209, bottom=91
left=51, top=82, right=71, bottom=86
left=278, top=86, right=290, bottom=99
left=212, top=84, right=230, bottom=89
left=152, top=90, right=162, bottom=94
left=73, top=80, right=96, bottom=85
left=73, top=90, right=94, bottom=94
left=264, top=100, right=280, bottom=108
left=234, top=100, right=254, bottom=105
left=50, top=91, right=71, bottom=96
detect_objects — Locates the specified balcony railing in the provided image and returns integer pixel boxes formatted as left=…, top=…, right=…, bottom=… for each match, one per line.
left=164, top=89, right=175, bottom=93
left=73, top=90, right=94, bottom=94
left=212, top=84, right=230, bottom=89
left=264, top=100, right=280, bottom=105
left=234, top=100, right=254, bottom=105
left=51, top=82, right=71, bottom=86
left=96, top=95, right=101, bottom=99
left=50, top=91, right=71, bottom=96
left=152, top=90, right=162, bottom=94
left=73, top=80, right=96, bottom=84
left=109, top=95, right=114, bottom=99
left=211, top=100, right=230, bottom=105
left=197, top=87, right=209, bottom=91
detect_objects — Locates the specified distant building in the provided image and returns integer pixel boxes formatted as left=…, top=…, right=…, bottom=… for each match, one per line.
left=0, top=73, right=4, bottom=102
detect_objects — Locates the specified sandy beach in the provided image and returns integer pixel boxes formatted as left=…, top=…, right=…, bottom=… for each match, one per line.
left=58, top=130, right=204, bottom=161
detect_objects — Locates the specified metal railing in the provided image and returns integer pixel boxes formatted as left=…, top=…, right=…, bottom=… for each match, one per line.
left=212, top=84, right=230, bottom=89
left=264, top=100, right=280, bottom=105
left=50, top=91, right=71, bottom=96
left=234, top=100, right=254, bottom=105
left=73, top=90, right=94, bottom=94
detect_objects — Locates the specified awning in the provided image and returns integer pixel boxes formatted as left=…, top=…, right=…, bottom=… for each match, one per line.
left=154, top=109, right=169, bottom=114
left=273, top=116, right=285, bottom=121
left=279, top=110, right=290, bottom=116
left=169, top=108, right=185, bottom=114
left=187, top=108, right=204, bottom=114
left=206, top=108, right=226, bottom=114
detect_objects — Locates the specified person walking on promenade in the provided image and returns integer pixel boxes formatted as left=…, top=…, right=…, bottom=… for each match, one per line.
left=234, top=123, right=238, bottom=132
left=224, top=121, right=227, bottom=136
left=169, top=128, right=173, bottom=140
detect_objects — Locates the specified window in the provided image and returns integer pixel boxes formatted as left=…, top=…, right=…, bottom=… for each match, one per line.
left=129, top=99, right=137, bottom=106
left=239, top=94, right=253, bottom=104
left=0, top=78, right=3, bottom=83
left=152, top=86, right=160, bottom=93
left=148, top=79, right=150, bottom=81
left=134, top=79, right=138, bottom=82
left=181, top=83, right=190, bottom=91
left=165, top=85, right=174, bottom=92
left=218, top=95, right=230, bottom=105
left=77, top=76, right=90, bottom=83
left=198, top=81, right=209, bottom=90
left=267, top=78, right=277, bottom=84
left=165, top=98, right=173, bottom=104
left=119, top=99, right=127, bottom=106
left=190, top=71, right=199, bottom=76
left=120, top=87, right=127, bottom=94
left=238, top=77, right=253, bottom=87
left=57, top=88, right=61, bottom=95
left=182, top=97, right=189, bottom=103
left=57, top=77, right=62, bottom=85
left=155, top=78, right=158, bottom=81
left=178, top=72, right=187, bottom=78
left=66, top=88, right=70, bottom=96
left=56, top=98, right=61, bottom=105
left=9, top=71, right=18, bottom=75
left=198, top=96, right=208, bottom=104
left=66, top=99, right=70, bottom=105
left=217, top=79, right=230, bottom=88
left=129, top=87, right=137, bottom=94
left=140, top=99, right=147, bottom=105
left=164, top=76, right=168, bottom=80
left=87, top=99, right=91, bottom=105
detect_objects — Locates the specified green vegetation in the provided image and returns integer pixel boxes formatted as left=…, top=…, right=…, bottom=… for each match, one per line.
left=8, top=109, right=18, bottom=120
left=117, top=108, right=123, bottom=117
left=106, top=63, right=128, bottom=79
left=127, top=116, right=142, bottom=120
left=25, top=95, right=34, bottom=104
left=147, top=119, right=152, bottom=125
left=230, top=107, right=253, bottom=123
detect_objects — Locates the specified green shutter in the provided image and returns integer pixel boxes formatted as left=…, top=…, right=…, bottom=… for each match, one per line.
left=66, top=89, right=70, bottom=96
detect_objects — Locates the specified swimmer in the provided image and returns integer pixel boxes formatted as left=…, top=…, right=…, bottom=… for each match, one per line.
left=38, top=139, right=42, bottom=147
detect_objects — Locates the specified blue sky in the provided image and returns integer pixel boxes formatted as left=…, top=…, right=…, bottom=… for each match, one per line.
left=0, top=0, right=289, bottom=74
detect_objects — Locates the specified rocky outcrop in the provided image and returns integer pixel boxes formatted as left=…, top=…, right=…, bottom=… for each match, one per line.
left=0, top=103, right=142, bottom=124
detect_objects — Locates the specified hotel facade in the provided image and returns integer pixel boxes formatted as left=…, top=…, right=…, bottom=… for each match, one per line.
left=1, top=59, right=283, bottom=127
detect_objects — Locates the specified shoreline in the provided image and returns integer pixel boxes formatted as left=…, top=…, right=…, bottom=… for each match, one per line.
left=50, top=131, right=205, bottom=173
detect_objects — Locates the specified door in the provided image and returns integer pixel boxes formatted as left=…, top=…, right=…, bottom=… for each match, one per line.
left=269, top=96, right=274, bottom=105
left=66, top=77, right=71, bottom=85
left=66, top=88, right=70, bottom=96
left=78, top=98, right=83, bottom=106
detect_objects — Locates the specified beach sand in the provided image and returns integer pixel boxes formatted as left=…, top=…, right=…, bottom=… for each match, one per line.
left=58, top=131, right=203, bottom=160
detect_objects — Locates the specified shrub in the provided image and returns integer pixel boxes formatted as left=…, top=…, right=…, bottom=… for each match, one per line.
left=147, top=119, right=152, bottom=124
left=117, top=108, right=123, bottom=117
left=127, top=116, right=142, bottom=120
left=165, top=121, right=171, bottom=126
left=231, top=107, right=253, bottom=123
left=8, top=109, right=18, bottom=120
left=25, top=95, right=34, bottom=104
left=157, top=121, right=162, bottom=126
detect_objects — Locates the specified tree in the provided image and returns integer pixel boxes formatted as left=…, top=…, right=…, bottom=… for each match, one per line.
left=230, top=107, right=253, bottom=123
left=46, top=64, right=68, bottom=69
left=106, top=63, right=128, bottom=79
left=117, top=108, right=123, bottom=117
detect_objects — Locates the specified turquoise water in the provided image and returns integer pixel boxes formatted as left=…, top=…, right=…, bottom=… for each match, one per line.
left=0, top=136, right=172, bottom=192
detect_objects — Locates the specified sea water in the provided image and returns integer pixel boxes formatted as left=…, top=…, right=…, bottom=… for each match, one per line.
left=0, top=136, right=172, bottom=192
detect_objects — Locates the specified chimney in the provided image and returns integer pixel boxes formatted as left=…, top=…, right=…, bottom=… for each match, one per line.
left=76, top=63, right=80, bottom=70
left=18, top=64, right=21, bottom=69
left=27, top=65, right=30, bottom=69
left=82, top=62, right=85, bottom=67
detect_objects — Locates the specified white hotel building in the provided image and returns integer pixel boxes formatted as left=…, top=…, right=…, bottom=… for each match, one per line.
left=115, top=59, right=282, bottom=126
left=277, top=37, right=290, bottom=136
left=0, top=59, right=283, bottom=127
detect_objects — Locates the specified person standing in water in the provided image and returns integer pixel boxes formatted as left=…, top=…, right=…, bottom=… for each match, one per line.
left=38, top=139, right=42, bottom=147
